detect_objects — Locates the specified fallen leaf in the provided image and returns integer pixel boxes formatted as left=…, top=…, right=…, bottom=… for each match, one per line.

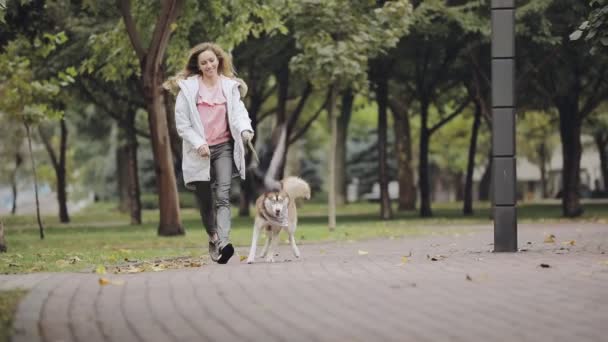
left=600, top=260, right=608, bottom=266
left=99, top=277, right=124, bottom=286
left=358, top=250, right=369, bottom=256
left=539, top=263, right=551, bottom=268
left=319, top=249, right=326, bottom=255
left=428, top=254, right=446, bottom=261
left=401, top=256, right=408, bottom=264
left=466, top=274, right=472, bottom=281
left=562, top=240, right=576, bottom=246
left=544, top=234, right=556, bottom=243
left=95, top=265, right=107, bottom=274
left=239, top=255, right=247, bottom=262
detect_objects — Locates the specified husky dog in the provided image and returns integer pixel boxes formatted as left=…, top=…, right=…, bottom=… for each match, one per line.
left=246, top=177, right=311, bottom=263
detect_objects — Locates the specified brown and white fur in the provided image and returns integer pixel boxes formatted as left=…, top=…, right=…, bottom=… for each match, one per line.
left=246, top=177, right=311, bottom=263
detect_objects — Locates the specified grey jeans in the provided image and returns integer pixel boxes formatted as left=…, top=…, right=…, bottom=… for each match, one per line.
left=192, top=141, right=233, bottom=248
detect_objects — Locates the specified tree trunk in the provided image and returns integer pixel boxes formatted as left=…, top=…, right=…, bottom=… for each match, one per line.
left=479, top=152, right=492, bottom=201
left=463, top=101, right=481, bottom=215
left=419, top=102, right=433, bottom=217
left=126, top=109, right=142, bottom=225
left=335, top=88, right=353, bottom=205
left=376, top=77, right=393, bottom=220
left=538, top=142, right=548, bottom=198
left=57, top=119, right=70, bottom=223
left=117, top=145, right=130, bottom=212
left=594, top=132, right=608, bottom=191
left=239, top=82, right=263, bottom=217
left=454, top=172, right=464, bottom=201
left=557, top=103, right=583, bottom=217
left=25, top=123, right=44, bottom=239
left=164, top=91, right=182, bottom=175
left=390, top=100, right=416, bottom=211
left=10, top=153, right=22, bottom=215
left=39, top=119, right=70, bottom=223
left=328, top=85, right=338, bottom=231
left=119, top=0, right=185, bottom=235
left=144, top=78, right=183, bottom=235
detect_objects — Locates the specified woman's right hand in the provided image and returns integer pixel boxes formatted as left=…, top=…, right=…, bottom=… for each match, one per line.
left=197, top=144, right=210, bottom=158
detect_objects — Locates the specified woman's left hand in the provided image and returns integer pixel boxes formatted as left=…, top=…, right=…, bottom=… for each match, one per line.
left=241, top=130, right=254, bottom=143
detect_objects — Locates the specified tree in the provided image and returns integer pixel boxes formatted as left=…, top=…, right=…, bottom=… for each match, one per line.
left=38, top=116, right=70, bottom=222
left=525, top=0, right=608, bottom=216
left=518, top=111, right=559, bottom=198
left=585, top=105, right=608, bottom=192
left=0, top=34, right=68, bottom=238
left=117, top=0, right=185, bottom=236
left=570, top=0, right=608, bottom=54
left=289, top=0, right=413, bottom=227
left=0, top=113, right=24, bottom=215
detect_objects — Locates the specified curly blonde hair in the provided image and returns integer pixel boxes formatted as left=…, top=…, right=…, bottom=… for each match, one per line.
left=163, top=42, right=235, bottom=93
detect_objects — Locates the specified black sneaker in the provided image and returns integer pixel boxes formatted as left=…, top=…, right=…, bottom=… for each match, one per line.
left=208, top=240, right=220, bottom=262
left=217, top=243, right=234, bottom=264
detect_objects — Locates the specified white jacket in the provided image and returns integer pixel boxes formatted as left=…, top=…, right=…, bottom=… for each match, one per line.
left=174, top=75, right=253, bottom=189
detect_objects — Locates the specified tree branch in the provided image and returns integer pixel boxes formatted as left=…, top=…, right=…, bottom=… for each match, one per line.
left=117, top=0, right=146, bottom=61
left=429, top=97, right=471, bottom=135
left=38, top=126, right=59, bottom=170
left=257, top=107, right=276, bottom=125
left=286, top=83, right=313, bottom=134
left=59, top=118, right=67, bottom=172
left=580, top=67, right=607, bottom=119
left=80, top=83, right=151, bottom=139
left=288, top=90, right=331, bottom=145
left=146, top=0, right=184, bottom=77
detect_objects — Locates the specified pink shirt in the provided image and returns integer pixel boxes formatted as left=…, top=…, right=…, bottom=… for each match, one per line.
left=197, top=77, right=231, bottom=146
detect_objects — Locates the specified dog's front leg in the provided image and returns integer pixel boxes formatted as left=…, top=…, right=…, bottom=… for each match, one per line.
left=265, top=229, right=281, bottom=263
left=288, top=232, right=300, bottom=259
left=247, top=219, right=263, bottom=264
left=260, top=232, right=271, bottom=258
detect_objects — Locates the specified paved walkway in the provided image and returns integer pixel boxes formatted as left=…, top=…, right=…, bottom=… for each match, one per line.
left=2, top=223, right=608, bottom=342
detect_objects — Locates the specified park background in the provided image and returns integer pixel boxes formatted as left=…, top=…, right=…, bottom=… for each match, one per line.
left=0, top=0, right=607, bottom=273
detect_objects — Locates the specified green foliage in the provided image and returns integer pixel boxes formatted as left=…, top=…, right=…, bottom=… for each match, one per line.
left=517, top=110, right=559, bottom=167
left=571, top=0, right=608, bottom=54
left=0, top=34, right=71, bottom=125
left=289, top=0, right=414, bottom=90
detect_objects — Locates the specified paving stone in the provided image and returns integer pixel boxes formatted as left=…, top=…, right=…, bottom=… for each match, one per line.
left=2, top=223, right=607, bottom=342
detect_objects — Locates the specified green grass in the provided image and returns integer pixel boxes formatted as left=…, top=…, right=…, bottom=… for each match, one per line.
left=1, top=200, right=606, bottom=274
left=0, top=289, right=28, bottom=342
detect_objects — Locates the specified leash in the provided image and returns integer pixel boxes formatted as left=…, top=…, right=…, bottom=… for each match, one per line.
left=246, top=139, right=260, bottom=165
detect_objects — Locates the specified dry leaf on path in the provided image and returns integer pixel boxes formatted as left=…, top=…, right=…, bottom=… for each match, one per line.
left=98, top=277, right=124, bottom=286
left=358, top=250, right=369, bottom=256
left=600, top=260, right=608, bottom=266
left=401, top=256, right=408, bottom=264
left=466, top=274, right=472, bottom=281
left=544, top=234, right=556, bottom=243
left=239, top=255, right=247, bottom=262
left=562, top=240, right=576, bottom=246
left=427, top=254, right=446, bottom=261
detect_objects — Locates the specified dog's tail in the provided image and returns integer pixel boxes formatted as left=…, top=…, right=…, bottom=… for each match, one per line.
left=281, top=177, right=311, bottom=201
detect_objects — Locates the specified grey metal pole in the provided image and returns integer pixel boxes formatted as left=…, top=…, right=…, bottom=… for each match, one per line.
left=491, top=0, right=517, bottom=252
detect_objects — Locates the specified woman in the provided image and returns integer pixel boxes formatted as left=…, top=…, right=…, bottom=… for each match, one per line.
left=165, top=42, right=254, bottom=264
